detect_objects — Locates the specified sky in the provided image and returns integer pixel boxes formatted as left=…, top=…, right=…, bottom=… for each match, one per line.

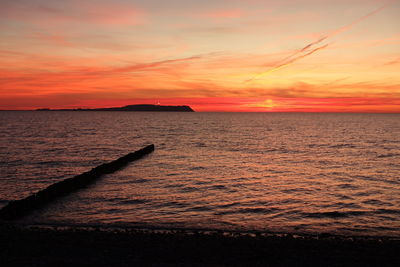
left=0, top=0, right=399, bottom=112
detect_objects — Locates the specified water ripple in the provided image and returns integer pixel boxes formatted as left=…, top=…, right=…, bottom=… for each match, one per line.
left=1, top=112, right=399, bottom=237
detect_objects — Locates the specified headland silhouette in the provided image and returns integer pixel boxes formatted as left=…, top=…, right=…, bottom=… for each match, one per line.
left=36, top=104, right=194, bottom=112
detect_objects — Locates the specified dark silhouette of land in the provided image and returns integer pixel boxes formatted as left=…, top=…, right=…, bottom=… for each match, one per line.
left=1, top=224, right=399, bottom=267
left=36, top=104, right=194, bottom=112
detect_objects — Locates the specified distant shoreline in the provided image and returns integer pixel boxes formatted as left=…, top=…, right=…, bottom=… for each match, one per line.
left=35, top=104, right=195, bottom=112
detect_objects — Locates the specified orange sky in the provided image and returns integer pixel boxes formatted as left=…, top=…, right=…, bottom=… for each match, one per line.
left=0, top=0, right=399, bottom=112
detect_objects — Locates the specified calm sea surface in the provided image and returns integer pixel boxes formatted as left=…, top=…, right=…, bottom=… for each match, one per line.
left=0, top=111, right=399, bottom=236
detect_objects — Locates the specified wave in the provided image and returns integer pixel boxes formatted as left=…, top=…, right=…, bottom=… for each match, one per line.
left=0, top=159, right=25, bottom=165
left=186, top=206, right=213, bottom=212
left=281, top=188, right=314, bottom=194
left=330, top=144, right=356, bottom=149
left=308, top=143, right=356, bottom=149
left=305, top=209, right=400, bottom=219
left=118, top=199, right=149, bottom=205
left=210, top=184, right=228, bottom=190
left=194, top=142, right=207, bottom=147
left=156, top=201, right=187, bottom=208
left=216, top=202, right=241, bottom=209
left=320, top=202, right=363, bottom=209
left=304, top=211, right=368, bottom=218
left=179, top=186, right=199, bottom=193
left=336, top=183, right=359, bottom=190
left=377, top=153, right=400, bottom=158
left=189, top=166, right=205, bottom=170
left=362, top=199, right=386, bottom=206
left=215, top=207, right=280, bottom=216
left=129, top=179, right=149, bottom=184
left=376, top=209, right=400, bottom=215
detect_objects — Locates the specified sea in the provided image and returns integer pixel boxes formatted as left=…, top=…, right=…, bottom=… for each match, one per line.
left=0, top=111, right=399, bottom=237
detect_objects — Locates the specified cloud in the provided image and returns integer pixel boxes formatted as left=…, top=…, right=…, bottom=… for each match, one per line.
left=383, top=57, right=400, bottom=66
left=245, top=44, right=329, bottom=82
left=31, top=32, right=75, bottom=47
left=0, top=53, right=215, bottom=97
left=181, top=26, right=240, bottom=35
left=245, top=1, right=393, bottom=82
left=201, top=8, right=244, bottom=19
left=0, top=0, right=144, bottom=26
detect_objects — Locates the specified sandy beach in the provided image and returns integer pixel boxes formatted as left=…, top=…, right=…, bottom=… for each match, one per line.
left=2, top=223, right=399, bottom=267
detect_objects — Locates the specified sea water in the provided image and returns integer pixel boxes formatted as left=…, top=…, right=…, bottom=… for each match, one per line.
left=0, top=111, right=399, bottom=236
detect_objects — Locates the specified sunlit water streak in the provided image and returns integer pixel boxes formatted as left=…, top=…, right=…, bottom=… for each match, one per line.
left=0, top=111, right=399, bottom=236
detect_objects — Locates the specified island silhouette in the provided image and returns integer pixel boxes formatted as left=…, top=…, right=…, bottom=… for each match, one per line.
left=36, top=104, right=194, bottom=112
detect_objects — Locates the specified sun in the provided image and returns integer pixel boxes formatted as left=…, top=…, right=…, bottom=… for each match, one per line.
left=263, top=99, right=275, bottom=109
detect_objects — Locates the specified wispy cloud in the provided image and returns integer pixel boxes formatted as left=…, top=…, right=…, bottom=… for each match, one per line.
left=201, top=8, right=244, bottom=19
left=245, top=1, right=393, bottom=82
left=245, top=44, right=329, bottom=82
left=383, top=57, right=400, bottom=66
left=0, top=53, right=213, bottom=96
left=0, top=0, right=145, bottom=26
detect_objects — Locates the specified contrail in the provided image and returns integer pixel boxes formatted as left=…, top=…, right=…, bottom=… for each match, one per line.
left=262, top=35, right=328, bottom=69
left=245, top=1, right=393, bottom=82
left=245, top=44, right=329, bottom=82
left=326, top=1, right=392, bottom=40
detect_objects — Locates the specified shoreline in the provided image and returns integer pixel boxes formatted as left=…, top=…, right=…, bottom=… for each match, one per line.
left=2, top=222, right=400, bottom=266
left=4, top=221, right=400, bottom=241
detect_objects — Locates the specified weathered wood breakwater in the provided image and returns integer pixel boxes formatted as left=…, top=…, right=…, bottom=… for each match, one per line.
left=0, top=144, right=155, bottom=220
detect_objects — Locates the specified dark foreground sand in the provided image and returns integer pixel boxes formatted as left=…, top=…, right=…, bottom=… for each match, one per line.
left=1, top=224, right=399, bottom=267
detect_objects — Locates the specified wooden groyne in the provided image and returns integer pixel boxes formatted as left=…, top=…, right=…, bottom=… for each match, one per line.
left=0, top=144, right=155, bottom=221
